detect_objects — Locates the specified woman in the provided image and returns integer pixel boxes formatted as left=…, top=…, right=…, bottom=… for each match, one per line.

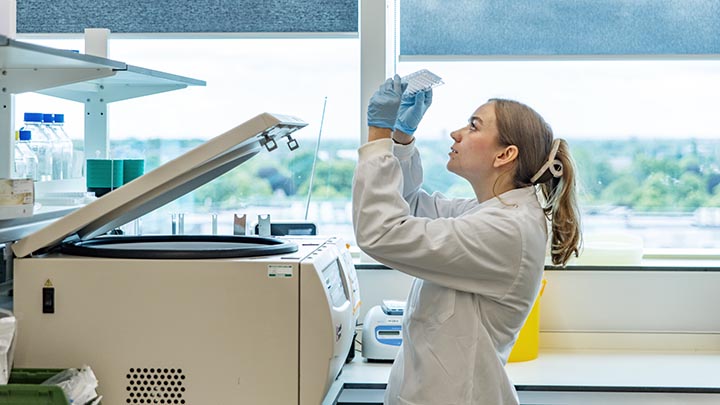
left=352, top=75, right=582, bottom=405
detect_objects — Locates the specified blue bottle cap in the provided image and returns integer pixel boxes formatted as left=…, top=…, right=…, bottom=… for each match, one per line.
left=53, top=114, right=65, bottom=123
left=42, top=113, right=54, bottom=123
left=23, top=112, right=43, bottom=122
left=19, top=130, right=32, bottom=141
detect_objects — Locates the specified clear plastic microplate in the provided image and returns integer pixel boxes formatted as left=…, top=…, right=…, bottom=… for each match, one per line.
left=401, top=69, right=444, bottom=95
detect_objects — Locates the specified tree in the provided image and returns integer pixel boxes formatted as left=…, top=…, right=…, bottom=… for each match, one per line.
left=675, top=172, right=708, bottom=210
left=600, top=175, right=639, bottom=207
left=633, top=173, right=673, bottom=211
left=295, top=159, right=356, bottom=198
left=193, top=167, right=273, bottom=210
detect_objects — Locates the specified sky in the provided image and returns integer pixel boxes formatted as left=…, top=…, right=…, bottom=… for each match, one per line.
left=14, top=37, right=720, bottom=144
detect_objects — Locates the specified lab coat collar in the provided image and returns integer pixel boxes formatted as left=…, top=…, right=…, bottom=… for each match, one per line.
left=477, top=186, right=537, bottom=209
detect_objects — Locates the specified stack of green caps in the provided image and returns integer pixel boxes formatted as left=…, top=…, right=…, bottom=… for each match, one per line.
left=86, top=159, right=124, bottom=197
left=122, top=159, right=145, bottom=184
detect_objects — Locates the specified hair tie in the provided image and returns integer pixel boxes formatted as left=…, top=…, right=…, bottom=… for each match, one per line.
left=530, top=139, right=563, bottom=184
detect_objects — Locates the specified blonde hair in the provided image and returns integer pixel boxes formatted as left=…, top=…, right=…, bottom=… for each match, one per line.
left=490, top=98, right=582, bottom=266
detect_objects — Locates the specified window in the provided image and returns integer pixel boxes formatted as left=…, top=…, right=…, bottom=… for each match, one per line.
left=16, top=36, right=359, bottom=241
left=397, top=59, right=720, bottom=253
left=394, top=0, right=720, bottom=258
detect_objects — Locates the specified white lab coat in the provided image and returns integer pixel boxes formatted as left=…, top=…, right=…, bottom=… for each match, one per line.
left=352, top=139, right=547, bottom=405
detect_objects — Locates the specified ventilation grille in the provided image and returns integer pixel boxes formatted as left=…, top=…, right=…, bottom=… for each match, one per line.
left=125, top=367, right=187, bottom=404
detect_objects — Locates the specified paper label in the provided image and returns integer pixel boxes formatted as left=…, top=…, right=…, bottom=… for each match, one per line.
left=12, top=179, right=33, bottom=194
left=0, top=179, right=34, bottom=205
left=267, top=264, right=293, bottom=278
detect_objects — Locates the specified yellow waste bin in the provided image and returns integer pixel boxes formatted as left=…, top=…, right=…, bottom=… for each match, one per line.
left=508, top=278, right=547, bottom=362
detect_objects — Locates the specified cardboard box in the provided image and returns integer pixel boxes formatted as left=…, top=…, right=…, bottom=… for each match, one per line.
left=0, top=179, right=34, bottom=219
left=0, top=310, right=16, bottom=385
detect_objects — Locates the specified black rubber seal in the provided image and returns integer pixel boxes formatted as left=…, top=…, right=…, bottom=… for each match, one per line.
left=59, top=234, right=298, bottom=259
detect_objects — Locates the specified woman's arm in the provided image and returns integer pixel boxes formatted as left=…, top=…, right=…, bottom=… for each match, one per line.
left=368, top=126, right=392, bottom=143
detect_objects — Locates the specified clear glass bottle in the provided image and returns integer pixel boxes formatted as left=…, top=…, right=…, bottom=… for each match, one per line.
left=13, top=130, right=26, bottom=178
left=21, top=112, right=53, bottom=181
left=15, top=130, right=40, bottom=181
left=50, top=113, right=75, bottom=179
left=43, top=113, right=66, bottom=180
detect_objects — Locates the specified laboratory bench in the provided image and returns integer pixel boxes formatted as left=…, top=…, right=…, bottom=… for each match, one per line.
left=324, top=349, right=720, bottom=405
left=0, top=205, right=79, bottom=245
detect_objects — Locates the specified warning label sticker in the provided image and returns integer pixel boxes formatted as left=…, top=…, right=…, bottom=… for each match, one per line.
left=267, top=265, right=293, bottom=278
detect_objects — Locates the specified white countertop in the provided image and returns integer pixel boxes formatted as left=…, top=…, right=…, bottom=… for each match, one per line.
left=505, top=349, right=720, bottom=389
left=324, top=349, right=720, bottom=404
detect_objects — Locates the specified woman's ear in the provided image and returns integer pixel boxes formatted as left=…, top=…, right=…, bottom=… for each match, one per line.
left=493, top=145, right=519, bottom=168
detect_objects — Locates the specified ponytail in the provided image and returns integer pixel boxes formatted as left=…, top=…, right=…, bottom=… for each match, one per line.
left=536, top=139, right=582, bottom=266
left=491, top=98, right=582, bottom=266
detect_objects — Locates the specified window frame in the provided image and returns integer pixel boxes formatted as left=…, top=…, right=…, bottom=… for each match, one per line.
left=359, top=0, right=720, bottom=264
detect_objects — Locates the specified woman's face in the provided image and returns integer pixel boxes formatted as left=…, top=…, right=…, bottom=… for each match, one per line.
left=447, top=102, right=504, bottom=183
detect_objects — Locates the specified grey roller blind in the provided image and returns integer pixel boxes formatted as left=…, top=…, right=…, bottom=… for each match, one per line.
left=400, top=0, right=720, bottom=55
left=17, top=0, right=357, bottom=33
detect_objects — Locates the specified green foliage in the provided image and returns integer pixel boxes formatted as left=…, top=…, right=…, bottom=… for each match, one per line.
left=193, top=166, right=273, bottom=210
left=573, top=147, right=614, bottom=203
left=675, top=172, right=709, bottom=209
left=633, top=173, right=674, bottom=211
left=111, top=136, right=720, bottom=215
left=708, top=184, right=720, bottom=207
left=296, top=159, right=356, bottom=198
left=599, top=175, right=639, bottom=207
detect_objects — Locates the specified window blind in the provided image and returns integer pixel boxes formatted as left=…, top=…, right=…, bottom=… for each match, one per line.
left=400, top=0, right=720, bottom=55
left=17, top=0, right=358, bottom=33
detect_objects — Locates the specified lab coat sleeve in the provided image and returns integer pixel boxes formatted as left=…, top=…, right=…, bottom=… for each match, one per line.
left=353, top=139, right=523, bottom=299
left=393, top=142, right=478, bottom=219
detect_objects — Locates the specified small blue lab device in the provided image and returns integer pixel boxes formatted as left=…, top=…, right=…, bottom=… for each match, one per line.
left=361, top=300, right=406, bottom=361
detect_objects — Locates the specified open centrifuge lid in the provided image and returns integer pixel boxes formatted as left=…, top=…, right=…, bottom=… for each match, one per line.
left=12, top=112, right=307, bottom=258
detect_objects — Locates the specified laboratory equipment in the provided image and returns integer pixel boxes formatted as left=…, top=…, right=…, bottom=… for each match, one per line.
left=253, top=221, right=317, bottom=236
left=13, top=130, right=38, bottom=181
left=361, top=300, right=405, bottom=361
left=233, top=213, right=247, bottom=235
left=401, top=69, right=444, bottom=96
left=50, top=114, right=75, bottom=180
left=43, top=113, right=65, bottom=180
left=85, top=159, right=123, bottom=197
left=121, top=159, right=145, bottom=184
left=257, top=214, right=271, bottom=236
left=21, top=113, right=53, bottom=181
left=11, top=112, right=361, bottom=405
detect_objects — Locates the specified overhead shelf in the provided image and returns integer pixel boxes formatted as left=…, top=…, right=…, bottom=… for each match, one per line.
left=0, top=33, right=206, bottom=225
left=39, top=64, right=206, bottom=103
left=0, top=34, right=206, bottom=102
left=0, top=34, right=124, bottom=70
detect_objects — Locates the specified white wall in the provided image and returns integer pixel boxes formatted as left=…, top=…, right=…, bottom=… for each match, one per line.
left=356, top=266, right=720, bottom=351
left=356, top=267, right=413, bottom=322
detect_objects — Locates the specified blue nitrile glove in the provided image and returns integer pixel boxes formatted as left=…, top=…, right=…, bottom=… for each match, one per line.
left=367, top=75, right=407, bottom=129
left=394, top=88, right=433, bottom=136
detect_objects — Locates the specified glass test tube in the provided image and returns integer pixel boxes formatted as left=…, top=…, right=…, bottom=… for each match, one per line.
left=171, top=214, right=178, bottom=235
left=178, top=213, right=185, bottom=235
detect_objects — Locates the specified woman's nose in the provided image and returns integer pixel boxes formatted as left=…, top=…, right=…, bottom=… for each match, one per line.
left=450, top=129, right=460, bottom=142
